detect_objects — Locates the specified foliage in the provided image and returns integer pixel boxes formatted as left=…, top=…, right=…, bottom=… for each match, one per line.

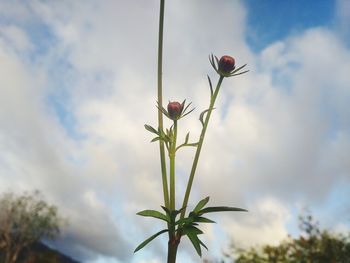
left=0, top=191, right=62, bottom=263
left=135, top=197, right=247, bottom=256
left=225, top=214, right=350, bottom=263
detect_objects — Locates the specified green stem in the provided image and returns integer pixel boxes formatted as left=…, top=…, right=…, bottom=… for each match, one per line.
left=169, top=120, right=178, bottom=211
left=167, top=239, right=179, bottom=263
left=157, top=0, right=169, bottom=208
left=180, top=76, right=224, bottom=219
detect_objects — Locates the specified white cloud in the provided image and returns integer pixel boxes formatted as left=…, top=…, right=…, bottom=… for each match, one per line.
left=225, top=198, right=290, bottom=248
left=0, top=25, right=33, bottom=52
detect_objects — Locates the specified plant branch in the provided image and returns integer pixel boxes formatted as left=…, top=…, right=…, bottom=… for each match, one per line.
left=169, top=120, right=178, bottom=211
left=157, top=0, right=169, bottom=208
left=180, top=76, right=224, bottom=219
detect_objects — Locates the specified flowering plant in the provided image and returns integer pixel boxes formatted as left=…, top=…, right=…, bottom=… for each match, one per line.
left=134, top=1, right=248, bottom=262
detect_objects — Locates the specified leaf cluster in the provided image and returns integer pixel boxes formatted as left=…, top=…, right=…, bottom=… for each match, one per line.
left=135, top=197, right=247, bottom=257
left=145, top=124, right=198, bottom=152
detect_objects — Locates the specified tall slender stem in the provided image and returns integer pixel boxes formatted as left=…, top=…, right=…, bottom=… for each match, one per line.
left=167, top=241, right=179, bottom=263
left=157, top=0, right=169, bottom=208
left=180, top=76, right=224, bottom=219
left=169, top=120, right=178, bottom=210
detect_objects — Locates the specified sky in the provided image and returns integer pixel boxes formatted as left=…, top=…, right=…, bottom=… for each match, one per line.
left=0, top=0, right=349, bottom=262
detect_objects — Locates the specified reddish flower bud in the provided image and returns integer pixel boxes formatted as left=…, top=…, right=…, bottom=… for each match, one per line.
left=167, top=101, right=183, bottom=120
left=218, top=55, right=235, bottom=75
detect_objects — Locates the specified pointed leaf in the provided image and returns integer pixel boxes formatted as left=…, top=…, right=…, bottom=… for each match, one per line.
left=209, top=54, right=214, bottom=66
left=199, top=108, right=214, bottom=127
left=181, top=108, right=195, bottom=119
left=151, top=137, right=160, bottom=142
left=193, top=196, right=210, bottom=213
left=161, top=206, right=171, bottom=216
left=230, top=70, right=249, bottom=77
left=187, top=232, right=202, bottom=257
left=182, top=225, right=203, bottom=235
left=209, top=54, right=217, bottom=71
left=199, top=206, right=247, bottom=215
left=181, top=99, right=186, bottom=112
left=231, top=63, right=247, bottom=74
left=199, top=239, right=208, bottom=251
left=175, top=217, right=194, bottom=226
left=170, top=206, right=186, bottom=221
left=156, top=102, right=170, bottom=118
left=195, top=217, right=216, bottom=224
left=185, top=132, right=189, bottom=144
left=144, top=124, right=158, bottom=134
left=175, top=206, right=187, bottom=215
left=134, top=229, right=168, bottom=252
left=207, top=75, right=213, bottom=96
left=180, top=102, right=194, bottom=119
left=182, top=100, right=191, bottom=113
left=137, top=210, right=169, bottom=222
left=214, top=55, right=219, bottom=65
left=199, top=109, right=209, bottom=127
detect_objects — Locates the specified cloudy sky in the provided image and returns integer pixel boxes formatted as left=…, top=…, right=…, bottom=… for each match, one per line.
left=0, top=0, right=349, bottom=262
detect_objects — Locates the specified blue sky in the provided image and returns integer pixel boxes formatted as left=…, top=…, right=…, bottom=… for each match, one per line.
left=0, top=1, right=349, bottom=263
left=245, top=0, right=335, bottom=51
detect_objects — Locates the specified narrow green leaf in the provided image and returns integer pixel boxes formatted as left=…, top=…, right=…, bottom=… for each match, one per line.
left=161, top=206, right=170, bottom=216
left=193, top=196, right=210, bottom=213
left=230, top=70, right=249, bottom=77
left=199, top=206, right=248, bottom=215
left=207, top=75, right=213, bottom=96
left=156, top=102, right=170, bottom=118
left=175, top=217, right=194, bottom=226
left=134, top=229, right=168, bottom=252
left=182, top=101, right=192, bottom=114
left=137, top=210, right=169, bottom=222
left=144, top=124, right=158, bottom=134
left=151, top=137, right=160, bottom=142
left=199, top=239, right=208, bottom=251
left=181, top=99, right=186, bottom=113
left=187, top=232, right=202, bottom=257
left=181, top=107, right=195, bottom=119
left=199, top=109, right=209, bottom=127
left=182, top=225, right=203, bottom=235
left=214, top=55, right=219, bottom=66
left=231, top=63, right=247, bottom=74
left=190, top=226, right=203, bottom=235
left=185, top=132, right=189, bottom=144
left=209, top=54, right=218, bottom=71
left=199, top=108, right=215, bottom=127
left=174, top=206, right=187, bottom=215
left=209, top=54, right=214, bottom=66
left=195, top=217, right=216, bottom=224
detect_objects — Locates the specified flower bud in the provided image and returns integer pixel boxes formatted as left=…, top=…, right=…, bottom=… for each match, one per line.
left=218, top=55, right=235, bottom=75
left=167, top=101, right=183, bottom=120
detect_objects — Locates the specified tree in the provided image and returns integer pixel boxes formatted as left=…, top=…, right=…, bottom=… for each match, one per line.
left=0, top=191, right=61, bottom=263
left=224, top=213, right=350, bottom=263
